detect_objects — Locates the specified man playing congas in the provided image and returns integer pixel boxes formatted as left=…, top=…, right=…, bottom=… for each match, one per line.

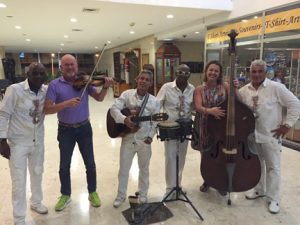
left=156, top=64, right=195, bottom=199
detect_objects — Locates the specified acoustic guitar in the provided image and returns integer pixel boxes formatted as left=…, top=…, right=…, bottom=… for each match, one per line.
left=106, top=108, right=168, bottom=138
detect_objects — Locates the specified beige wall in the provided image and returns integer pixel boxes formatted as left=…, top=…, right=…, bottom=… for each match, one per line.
left=97, top=35, right=156, bottom=76
left=99, top=36, right=205, bottom=89
left=174, top=41, right=204, bottom=87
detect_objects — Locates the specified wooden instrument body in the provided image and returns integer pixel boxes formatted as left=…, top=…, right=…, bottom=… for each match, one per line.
left=200, top=30, right=261, bottom=193
left=107, top=108, right=168, bottom=138
left=201, top=99, right=261, bottom=192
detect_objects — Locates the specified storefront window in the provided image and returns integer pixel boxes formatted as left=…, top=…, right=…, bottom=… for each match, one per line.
left=205, top=2, right=300, bottom=145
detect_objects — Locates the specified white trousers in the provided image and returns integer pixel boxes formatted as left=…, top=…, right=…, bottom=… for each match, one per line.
left=9, top=144, right=44, bottom=224
left=249, top=139, right=281, bottom=202
left=164, top=139, right=188, bottom=191
left=117, top=138, right=152, bottom=199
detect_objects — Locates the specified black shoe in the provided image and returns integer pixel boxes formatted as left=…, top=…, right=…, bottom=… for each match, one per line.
left=199, top=182, right=210, bottom=192
left=217, top=190, right=227, bottom=196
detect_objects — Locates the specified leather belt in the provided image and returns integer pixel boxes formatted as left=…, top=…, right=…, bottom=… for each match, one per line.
left=59, top=119, right=89, bottom=128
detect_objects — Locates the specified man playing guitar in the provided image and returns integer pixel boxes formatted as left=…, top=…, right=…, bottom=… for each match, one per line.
left=109, top=70, right=160, bottom=208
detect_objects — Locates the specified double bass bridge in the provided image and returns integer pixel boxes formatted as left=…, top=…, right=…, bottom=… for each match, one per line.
left=222, top=148, right=237, bottom=154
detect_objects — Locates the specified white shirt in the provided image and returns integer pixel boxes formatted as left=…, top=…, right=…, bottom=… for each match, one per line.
left=239, top=78, right=300, bottom=143
left=156, top=80, right=195, bottom=121
left=110, top=89, right=160, bottom=141
left=0, top=79, right=47, bottom=146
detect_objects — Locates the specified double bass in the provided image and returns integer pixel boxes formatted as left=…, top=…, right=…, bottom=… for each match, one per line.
left=200, top=30, right=261, bottom=205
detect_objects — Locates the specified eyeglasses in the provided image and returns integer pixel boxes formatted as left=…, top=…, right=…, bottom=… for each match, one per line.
left=176, top=71, right=191, bottom=76
left=31, top=71, right=46, bottom=76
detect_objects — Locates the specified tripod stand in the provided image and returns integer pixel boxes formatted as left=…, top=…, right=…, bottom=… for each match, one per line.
left=151, top=139, right=204, bottom=221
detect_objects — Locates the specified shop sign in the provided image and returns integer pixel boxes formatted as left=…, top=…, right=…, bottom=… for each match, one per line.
left=206, top=8, right=300, bottom=43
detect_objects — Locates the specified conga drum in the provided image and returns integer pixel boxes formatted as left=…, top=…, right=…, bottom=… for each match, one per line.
left=176, top=118, right=193, bottom=137
left=157, top=120, right=181, bottom=141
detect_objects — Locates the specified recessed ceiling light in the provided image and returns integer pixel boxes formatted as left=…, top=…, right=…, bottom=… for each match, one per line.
left=64, top=35, right=69, bottom=38
left=0, top=3, right=7, bottom=8
left=163, top=38, right=173, bottom=41
left=129, top=31, right=135, bottom=34
left=195, top=31, right=200, bottom=34
left=15, top=25, right=21, bottom=29
left=51, top=53, right=55, bottom=57
left=25, top=39, right=31, bottom=42
left=95, top=46, right=98, bottom=49
left=148, top=23, right=153, bottom=26
left=82, top=8, right=100, bottom=13
left=254, top=16, right=258, bottom=19
left=241, top=19, right=248, bottom=23
left=166, top=14, right=174, bottom=19
left=95, top=54, right=99, bottom=57
left=6, top=15, right=13, bottom=18
left=60, top=43, right=64, bottom=46
left=107, top=40, right=111, bottom=44
left=70, top=18, right=77, bottom=23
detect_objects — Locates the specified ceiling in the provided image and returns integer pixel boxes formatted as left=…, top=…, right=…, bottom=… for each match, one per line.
left=0, top=0, right=231, bottom=53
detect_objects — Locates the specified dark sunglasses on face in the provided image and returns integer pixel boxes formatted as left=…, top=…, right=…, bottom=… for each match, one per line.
left=176, top=71, right=191, bottom=76
left=31, top=71, right=46, bottom=76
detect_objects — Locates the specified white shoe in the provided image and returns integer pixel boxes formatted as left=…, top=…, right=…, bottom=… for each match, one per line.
left=139, top=196, right=148, bottom=204
left=245, top=190, right=265, bottom=200
left=15, top=221, right=26, bottom=225
left=30, top=204, right=48, bottom=214
left=113, top=197, right=125, bottom=208
left=268, top=200, right=280, bottom=214
left=163, top=191, right=176, bottom=200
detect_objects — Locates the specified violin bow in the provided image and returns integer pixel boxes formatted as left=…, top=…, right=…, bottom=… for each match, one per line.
left=80, top=43, right=107, bottom=100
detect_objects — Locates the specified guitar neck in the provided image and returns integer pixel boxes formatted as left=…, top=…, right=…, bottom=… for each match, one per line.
left=132, top=115, right=152, bottom=123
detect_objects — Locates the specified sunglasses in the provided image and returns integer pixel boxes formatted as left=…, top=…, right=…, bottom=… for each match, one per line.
left=176, top=71, right=191, bottom=76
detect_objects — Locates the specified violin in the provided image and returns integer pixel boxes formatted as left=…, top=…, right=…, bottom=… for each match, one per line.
left=73, top=74, right=106, bottom=91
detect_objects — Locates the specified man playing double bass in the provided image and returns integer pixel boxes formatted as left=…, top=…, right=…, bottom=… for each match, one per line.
left=238, top=59, right=300, bottom=214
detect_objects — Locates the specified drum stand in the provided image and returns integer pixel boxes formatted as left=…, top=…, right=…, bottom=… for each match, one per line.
left=151, top=138, right=204, bottom=221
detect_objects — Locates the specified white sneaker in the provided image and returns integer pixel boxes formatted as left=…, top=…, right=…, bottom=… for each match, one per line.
left=268, top=200, right=280, bottom=214
left=139, top=196, right=148, bottom=204
left=15, top=221, right=26, bottom=225
left=30, top=204, right=48, bottom=214
left=245, top=190, right=265, bottom=200
left=113, top=197, right=125, bottom=208
left=163, top=191, right=176, bottom=200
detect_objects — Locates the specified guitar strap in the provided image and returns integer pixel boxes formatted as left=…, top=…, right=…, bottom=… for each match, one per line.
left=137, top=93, right=149, bottom=124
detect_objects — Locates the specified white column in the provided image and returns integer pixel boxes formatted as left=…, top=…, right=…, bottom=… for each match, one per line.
left=0, top=47, right=5, bottom=79
left=12, top=53, right=22, bottom=76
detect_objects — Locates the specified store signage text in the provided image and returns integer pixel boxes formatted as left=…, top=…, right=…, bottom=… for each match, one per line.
left=206, top=8, right=300, bottom=43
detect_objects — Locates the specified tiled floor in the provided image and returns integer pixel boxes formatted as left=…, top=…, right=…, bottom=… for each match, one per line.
left=0, top=89, right=300, bottom=225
